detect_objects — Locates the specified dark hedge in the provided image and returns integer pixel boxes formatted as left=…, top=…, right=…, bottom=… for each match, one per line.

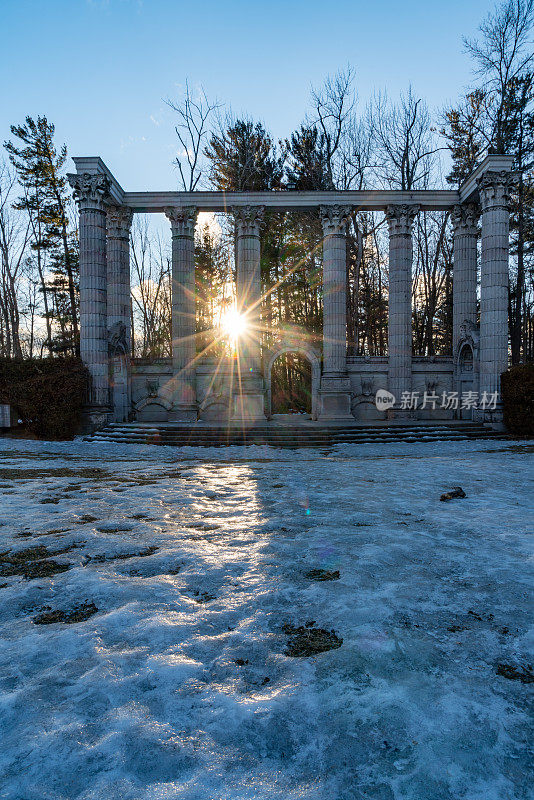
left=501, top=363, right=534, bottom=436
left=0, top=358, right=90, bottom=439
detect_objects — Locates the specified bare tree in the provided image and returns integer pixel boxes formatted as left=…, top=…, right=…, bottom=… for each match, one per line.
left=166, top=81, right=221, bottom=190
left=370, top=87, right=440, bottom=190
left=130, top=216, right=171, bottom=359
left=412, top=212, right=452, bottom=356
left=464, top=0, right=534, bottom=152
left=310, top=66, right=357, bottom=189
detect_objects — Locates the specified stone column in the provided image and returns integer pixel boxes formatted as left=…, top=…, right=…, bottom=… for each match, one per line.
left=68, top=172, right=111, bottom=427
left=319, top=205, right=353, bottom=419
left=107, top=205, right=133, bottom=422
left=386, top=204, right=419, bottom=409
left=477, top=170, right=513, bottom=408
left=165, top=206, right=198, bottom=421
left=452, top=203, right=479, bottom=356
left=233, top=205, right=266, bottom=420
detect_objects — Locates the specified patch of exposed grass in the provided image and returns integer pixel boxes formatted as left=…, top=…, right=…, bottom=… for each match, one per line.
left=0, top=544, right=74, bottom=579
left=496, top=663, right=533, bottom=683
left=33, top=602, right=98, bottom=625
left=5, top=560, right=70, bottom=579
left=42, top=528, right=71, bottom=536
left=0, top=468, right=110, bottom=481
left=304, top=568, right=340, bottom=581
left=283, top=622, right=343, bottom=657
left=191, top=590, right=216, bottom=603
left=440, top=486, right=467, bottom=501
left=87, top=546, right=158, bottom=563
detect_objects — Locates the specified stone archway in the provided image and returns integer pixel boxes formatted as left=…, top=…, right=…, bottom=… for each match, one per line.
left=265, top=346, right=321, bottom=421
left=134, top=395, right=172, bottom=422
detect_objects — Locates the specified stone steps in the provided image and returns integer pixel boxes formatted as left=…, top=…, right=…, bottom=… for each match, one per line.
left=85, top=422, right=505, bottom=448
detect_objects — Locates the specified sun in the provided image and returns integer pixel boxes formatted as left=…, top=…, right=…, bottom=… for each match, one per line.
left=220, top=308, right=248, bottom=341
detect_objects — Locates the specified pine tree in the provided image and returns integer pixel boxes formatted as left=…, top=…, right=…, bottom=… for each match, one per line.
left=205, top=119, right=283, bottom=191
left=285, top=126, right=330, bottom=190
left=5, top=116, right=79, bottom=355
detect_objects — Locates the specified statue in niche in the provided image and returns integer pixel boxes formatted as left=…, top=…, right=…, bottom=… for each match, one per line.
left=146, top=379, right=159, bottom=397
left=361, top=378, right=375, bottom=397
left=457, top=320, right=480, bottom=366
left=108, top=322, right=128, bottom=357
left=458, top=320, right=479, bottom=348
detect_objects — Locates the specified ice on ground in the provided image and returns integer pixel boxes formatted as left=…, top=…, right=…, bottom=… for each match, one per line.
left=0, top=437, right=533, bottom=800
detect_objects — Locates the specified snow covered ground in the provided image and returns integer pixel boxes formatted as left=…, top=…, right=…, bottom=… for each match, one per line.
left=0, top=436, right=532, bottom=800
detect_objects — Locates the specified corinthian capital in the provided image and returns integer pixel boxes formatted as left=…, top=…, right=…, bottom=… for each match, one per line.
left=233, top=205, right=265, bottom=237
left=385, top=204, right=420, bottom=236
left=164, top=206, right=197, bottom=237
left=107, top=205, right=134, bottom=239
left=320, top=205, right=352, bottom=235
left=477, top=170, right=516, bottom=212
left=67, top=172, right=111, bottom=209
left=451, top=203, right=479, bottom=236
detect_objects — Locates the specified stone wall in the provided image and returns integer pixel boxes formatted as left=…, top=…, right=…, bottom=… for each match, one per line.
left=131, top=357, right=456, bottom=423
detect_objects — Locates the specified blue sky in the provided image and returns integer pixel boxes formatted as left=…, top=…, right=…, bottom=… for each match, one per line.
left=1, top=0, right=495, bottom=192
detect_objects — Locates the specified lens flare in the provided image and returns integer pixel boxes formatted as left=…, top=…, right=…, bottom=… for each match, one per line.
left=220, top=309, right=247, bottom=341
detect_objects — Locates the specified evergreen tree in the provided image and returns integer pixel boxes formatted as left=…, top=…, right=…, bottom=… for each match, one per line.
left=285, top=126, right=330, bottom=190
left=205, top=118, right=283, bottom=191
left=195, top=222, right=232, bottom=355
left=5, top=116, right=79, bottom=355
left=442, top=89, right=487, bottom=185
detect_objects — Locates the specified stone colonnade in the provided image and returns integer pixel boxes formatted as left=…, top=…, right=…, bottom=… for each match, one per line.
left=69, top=165, right=514, bottom=426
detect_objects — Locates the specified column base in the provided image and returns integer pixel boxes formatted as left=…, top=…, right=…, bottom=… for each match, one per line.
left=472, top=403, right=504, bottom=427
left=319, top=392, right=353, bottom=419
left=110, top=356, right=131, bottom=423
left=318, top=374, right=353, bottom=420
left=232, top=393, right=266, bottom=421
left=169, top=405, right=198, bottom=422
left=81, top=406, right=112, bottom=434
left=386, top=406, right=414, bottom=421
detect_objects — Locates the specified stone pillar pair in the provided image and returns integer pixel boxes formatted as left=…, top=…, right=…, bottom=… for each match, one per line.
left=69, top=173, right=133, bottom=426
left=231, top=203, right=354, bottom=421
left=452, top=171, right=513, bottom=417
left=165, top=204, right=268, bottom=423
